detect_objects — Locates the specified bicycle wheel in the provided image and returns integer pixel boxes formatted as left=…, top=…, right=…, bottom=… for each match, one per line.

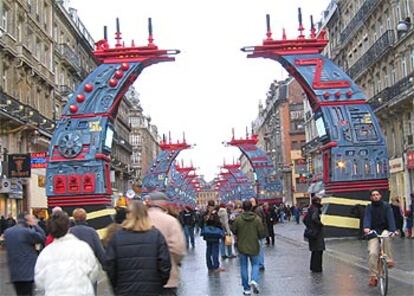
left=378, top=257, right=388, bottom=296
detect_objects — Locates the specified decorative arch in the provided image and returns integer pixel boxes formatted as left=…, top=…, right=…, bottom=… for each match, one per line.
left=242, top=11, right=389, bottom=236
left=46, top=18, right=179, bottom=231
left=226, top=135, right=282, bottom=199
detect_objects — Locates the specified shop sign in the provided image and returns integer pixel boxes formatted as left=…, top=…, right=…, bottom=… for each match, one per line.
left=31, top=152, right=47, bottom=169
left=389, top=157, right=404, bottom=174
left=8, top=154, right=31, bottom=178
left=9, top=179, right=23, bottom=199
left=407, top=151, right=414, bottom=169
left=0, top=179, right=11, bottom=193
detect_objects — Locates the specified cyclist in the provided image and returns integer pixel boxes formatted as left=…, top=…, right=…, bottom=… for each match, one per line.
left=363, top=189, right=397, bottom=287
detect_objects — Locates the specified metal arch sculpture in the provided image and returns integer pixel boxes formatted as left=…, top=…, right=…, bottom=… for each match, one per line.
left=46, top=18, right=179, bottom=232
left=166, top=163, right=198, bottom=205
left=218, top=163, right=256, bottom=201
left=227, top=134, right=282, bottom=199
left=141, top=136, right=191, bottom=196
left=242, top=10, right=389, bottom=237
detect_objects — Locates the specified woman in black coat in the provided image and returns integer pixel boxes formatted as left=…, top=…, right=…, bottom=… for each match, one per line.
left=306, top=196, right=325, bottom=272
left=105, top=201, right=171, bottom=296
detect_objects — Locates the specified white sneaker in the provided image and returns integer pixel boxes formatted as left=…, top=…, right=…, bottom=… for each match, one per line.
left=243, top=290, right=252, bottom=295
left=250, top=280, right=259, bottom=294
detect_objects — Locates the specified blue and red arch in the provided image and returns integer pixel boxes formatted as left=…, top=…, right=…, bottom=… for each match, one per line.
left=242, top=11, right=389, bottom=236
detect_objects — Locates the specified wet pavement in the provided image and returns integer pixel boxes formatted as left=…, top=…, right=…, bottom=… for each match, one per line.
left=1, top=221, right=413, bottom=296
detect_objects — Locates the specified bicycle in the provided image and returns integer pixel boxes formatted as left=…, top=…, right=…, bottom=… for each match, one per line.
left=366, top=230, right=396, bottom=296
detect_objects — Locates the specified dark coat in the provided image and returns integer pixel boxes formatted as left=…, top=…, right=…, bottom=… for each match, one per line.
left=391, top=205, right=403, bottom=229
left=363, top=201, right=396, bottom=233
left=307, top=206, right=325, bottom=252
left=4, top=224, right=45, bottom=282
left=70, top=221, right=106, bottom=265
left=105, top=227, right=171, bottom=296
left=254, top=205, right=269, bottom=237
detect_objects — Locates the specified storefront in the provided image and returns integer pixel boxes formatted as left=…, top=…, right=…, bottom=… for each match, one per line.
left=389, top=157, right=405, bottom=202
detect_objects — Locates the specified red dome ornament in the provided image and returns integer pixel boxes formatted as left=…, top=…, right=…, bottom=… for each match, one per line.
left=114, top=70, right=124, bottom=79
left=109, top=79, right=118, bottom=87
left=120, top=63, right=130, bottom=71
left=84, top=84, right=94, bottom=92
left=69, top=105, right=78, bottom=113
left=76, top=94, right=86, bottom=103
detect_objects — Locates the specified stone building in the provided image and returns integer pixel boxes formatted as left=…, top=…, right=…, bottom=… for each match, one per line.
left=127, top=86, right=160, bottom=191
left=0, top=0, right=133, bottom=217
left=315, top=0, right=414, bottom=208
left=252, top=78, right=308, bottom=206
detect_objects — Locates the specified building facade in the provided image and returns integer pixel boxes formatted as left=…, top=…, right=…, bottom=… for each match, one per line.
left=253, top=78, right=308, bottom=206
left=127, top=87, right=160, bottom=192
left=317, top=0, right=414, bottom=208
left=0, top=0, right=134, bottom=217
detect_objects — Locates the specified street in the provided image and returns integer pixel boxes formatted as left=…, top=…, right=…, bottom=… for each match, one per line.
left=1, top=222, right=413, bottom=296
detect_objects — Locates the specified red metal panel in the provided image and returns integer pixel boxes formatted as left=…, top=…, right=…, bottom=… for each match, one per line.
left=53, top=175, right=67, bottom=194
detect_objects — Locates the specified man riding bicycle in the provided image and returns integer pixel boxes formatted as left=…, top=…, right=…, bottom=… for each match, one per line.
left=363, top=190, right=397, bottom=287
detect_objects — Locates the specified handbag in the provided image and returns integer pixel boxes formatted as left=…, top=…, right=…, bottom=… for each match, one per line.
left=224, top=234, right=233, bottom=246
left=201, top=226, right=224, bottom=240
left=304, top=227, right=318, bottom=240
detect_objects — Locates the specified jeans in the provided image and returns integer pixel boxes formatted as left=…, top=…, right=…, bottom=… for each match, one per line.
left=206, top=240, right=220, bottom=270
left=220, top=238, right=234, bottom=257
left=183, top=225, right=195, bottom=248
left=239, top=253, right=260, bottom=291
left=258, top=239, right=265, bottom=268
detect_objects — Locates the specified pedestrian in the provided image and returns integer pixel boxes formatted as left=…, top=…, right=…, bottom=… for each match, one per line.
left=180, top=205, right=196, bottom=249
left=250, top=197, right=267, bottom=271
left=218, top=203, right=236, bottom=259
left=232, top=200, right=266, bottom=295
left=405, top=194, right=413, bottom=238
left=6, top=213, right=16, bottom=229
left=37, top=217, right=47, bottom=234
left=304, top=196, right=325, bottom=273
left=45, top=206, right=63, bottom=246
left=105, top=200, right=171, bottom=296
left=146, top=191, right=186, bottom=296
left=35, top=211, right=99, bottom=295
left=0, top=215, right=6, bottom=235
left=201, top=199, right=224, bottom=272
left=102, top=206, right=128, bottom=248
left=390, top=197, right=405, bottom=238
left=286, top=205, right=292, bottom=222
left=194, top=207, right=202, bottom=235
left=292, top=204, right=301, bottom=225
left=4, top=212, right=45, bottom=296
left=363, top=190, right=397, bottom=287
left=263, top=202, right=276, bottom=246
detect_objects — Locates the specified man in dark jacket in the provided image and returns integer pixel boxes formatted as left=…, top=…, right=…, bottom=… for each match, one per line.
left=4, top=212, right=45, bottom=296
left=6, top=213, right=16, bottom=229
left=250, top=197, right=267, bottom=271
left=70, top=208, right=106, bottom=265
left=232, top=200, right=266, bottom=295
left=363, top=190, right=396, bottom=287
left=180, top=206, right=196, bottom=249
left=305, top=196, right=325, bottom=273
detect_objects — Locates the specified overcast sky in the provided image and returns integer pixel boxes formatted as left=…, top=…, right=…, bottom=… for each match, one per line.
left=70, top=0, right=331, bottom=181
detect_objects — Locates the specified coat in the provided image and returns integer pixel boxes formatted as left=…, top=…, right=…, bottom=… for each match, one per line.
left=231, top=211, right=266, bottom=256
left=253, top=205, right=269, bottom=237
left=307, top=206, right=325, bottom=252
left=148, top=206, right=186, bottom=288
left=363, top=201, right=396, bottom=233
left=70, top=221, right=106, bottom=265
left=105, top=227, right=171, bottom=296
left=218, top=208, right=231, bottom=234
left=4, top=224, right=45, bottom=282
left=35, top=233, right=99, bottom=296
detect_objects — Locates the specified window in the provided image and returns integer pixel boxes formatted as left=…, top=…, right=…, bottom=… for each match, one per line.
left=1, top=6, right=8, bottom=32
left=411, top=49, right=414, bottom=71
left=17, top=19, right=23, bottom=42
left=406, top=0, right=412, bottom=15
left=2, top=63, right=8, bottom=92
left=402, top=57, right=408, bottom=77
left=35, top=38, right=41, bottom=60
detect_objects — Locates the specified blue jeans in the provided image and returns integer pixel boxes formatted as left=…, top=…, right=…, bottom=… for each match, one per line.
left=206, top=240, right=220, bottom=270
left=239, top=253, right=260, bottom=291
left=220, top=238, right=233, bottom=257
left=183, top=225, right=195, bottom=248
left=258, top=239, right=265, bottom=268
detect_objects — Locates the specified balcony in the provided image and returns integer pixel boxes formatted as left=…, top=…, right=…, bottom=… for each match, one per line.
left=340, top=0, right=380, bottom=45
left=56, top=84, right=73, bottom=97
left=0, top=90, right=56, bottom=136
left=59, top=44, right=81, bottom=74
left=347, top=30, right=395, bottom=80
left=369, top=71, right=414, bottom=112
